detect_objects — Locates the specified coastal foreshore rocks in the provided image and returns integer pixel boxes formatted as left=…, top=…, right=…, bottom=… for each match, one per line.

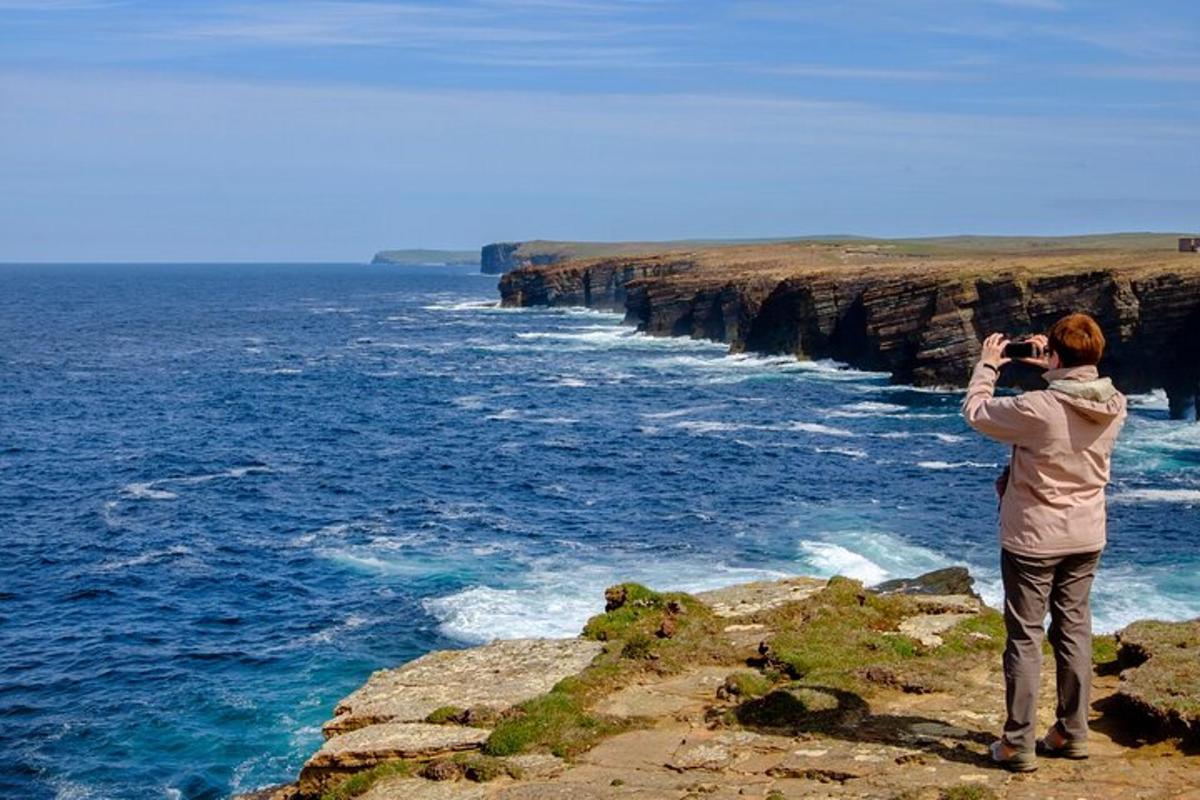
left=239, top=571, right=1199, bottom=800
left=325, top=638, right=604, bottom=736
left=496, top=241, right=1200, bottom=418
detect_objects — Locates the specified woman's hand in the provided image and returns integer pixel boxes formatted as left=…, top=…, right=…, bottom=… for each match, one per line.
left=1018, top=334, right=1053, bottom=370
left=980, top=333, right=1011, bottom=369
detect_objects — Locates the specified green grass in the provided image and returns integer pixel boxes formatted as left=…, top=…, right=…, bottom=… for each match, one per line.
left=893, top=787, right=999, bottom=800
left=319, top=760, right=415, bottom=800
left=452, top=752, right=522, bottom=782
left=1093, top=634, right=1118, bottom=667
left=483, top=691, right=630, bottom=759
left=484, top=582, right=739, bottom=759
left=755, top=577, right=922, bottom=691
left=722, top=671, right=775, bottom=699
left=424, top=705, right=464, bottom=724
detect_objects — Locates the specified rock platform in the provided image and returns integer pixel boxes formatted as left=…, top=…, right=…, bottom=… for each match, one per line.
left=237, top=572, right=1199, bottom=800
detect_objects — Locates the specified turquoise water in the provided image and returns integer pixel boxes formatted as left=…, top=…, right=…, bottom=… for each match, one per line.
left=0, top=263, right=1196, bottom=799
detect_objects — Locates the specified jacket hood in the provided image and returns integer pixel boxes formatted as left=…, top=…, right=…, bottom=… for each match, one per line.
left=1044, top=366, right=1125, bottom=422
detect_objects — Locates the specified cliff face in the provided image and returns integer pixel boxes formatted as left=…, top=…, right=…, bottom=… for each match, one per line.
left=498, top=243, right=1200, bottom=418
left=481, top=243, right=567, bottom=275
left=497, top=253, right=699, bottom=312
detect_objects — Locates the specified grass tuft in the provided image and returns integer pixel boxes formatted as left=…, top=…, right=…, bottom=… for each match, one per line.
left=319, top=760, right=415, bottom=800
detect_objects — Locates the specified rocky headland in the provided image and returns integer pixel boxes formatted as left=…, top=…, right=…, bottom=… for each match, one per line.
left=371, top=249, right=479, bottom=266
left=495, top=236, right=1200, bottom=419
left=479, top=238, right=810, bottom=275
left=239, top=570, right=1199, bottom=800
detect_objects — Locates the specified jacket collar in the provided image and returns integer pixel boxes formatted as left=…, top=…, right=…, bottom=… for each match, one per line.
left=1042, top=365, right=1099, bottom=383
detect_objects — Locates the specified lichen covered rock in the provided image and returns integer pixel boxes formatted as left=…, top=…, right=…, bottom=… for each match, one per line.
left=326, top=638, right=603, bottom=736
left=1115, top=618, right=1200, bottom=741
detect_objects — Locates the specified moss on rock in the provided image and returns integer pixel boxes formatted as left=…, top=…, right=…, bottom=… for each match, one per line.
left=1115, top=618, right=1200, bottom=741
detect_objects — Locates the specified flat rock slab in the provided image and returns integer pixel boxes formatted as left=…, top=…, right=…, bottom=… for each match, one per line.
left=326, top=638, right=603, bottom=735
left=908, top=594, right=982, bottom=615
left=300, top=723, right=489, bottom=796
left=666, top=730, right=774, bottom=772
left=695, top=577, right=825, bottom=618
left=593, top=666, right=728, bottom=719
left=898, top=613, right=976, bottom=647
left=361, top=778, right=490, bottom=800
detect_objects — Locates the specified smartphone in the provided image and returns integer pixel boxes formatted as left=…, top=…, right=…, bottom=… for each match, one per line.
left=1003, top=341, right=1039, bottom=360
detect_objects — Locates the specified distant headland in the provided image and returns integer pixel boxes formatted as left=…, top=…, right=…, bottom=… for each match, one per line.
left=371, top=249, right=479, bottom=267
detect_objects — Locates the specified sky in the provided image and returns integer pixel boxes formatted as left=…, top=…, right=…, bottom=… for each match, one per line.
left=1, top=0, right=1198, bottom=261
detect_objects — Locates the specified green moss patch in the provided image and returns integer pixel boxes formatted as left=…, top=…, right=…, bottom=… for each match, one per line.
left=1114, top=619, right=1200, bottom=741
left=424, top=705, right=464, bottom=725
left=319, top=760, right=416, bottom=800
left=755, top=577, right=923, bottom=692
left=483, top=691, right=632, bottom=759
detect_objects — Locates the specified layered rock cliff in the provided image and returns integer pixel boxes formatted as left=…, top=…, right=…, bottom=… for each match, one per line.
left=498, top=242, right=1200, bottom=418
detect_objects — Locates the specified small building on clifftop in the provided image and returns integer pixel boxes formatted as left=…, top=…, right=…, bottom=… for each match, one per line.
left=1180, top=237, right=1200, bottom=252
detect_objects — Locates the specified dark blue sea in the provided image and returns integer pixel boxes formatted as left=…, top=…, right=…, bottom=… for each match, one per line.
left=1, top=263, right=1197, bottom=799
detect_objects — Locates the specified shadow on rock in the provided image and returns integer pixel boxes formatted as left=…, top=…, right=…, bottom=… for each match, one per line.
left=731, top=686, right=995, bottom=768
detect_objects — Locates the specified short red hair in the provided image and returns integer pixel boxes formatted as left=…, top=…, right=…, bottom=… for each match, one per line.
left=1048, top=313, right=1105, bottom=367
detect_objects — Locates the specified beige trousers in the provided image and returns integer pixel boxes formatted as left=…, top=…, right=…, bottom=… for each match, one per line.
left=1000, top=548, right=1102, bottom=752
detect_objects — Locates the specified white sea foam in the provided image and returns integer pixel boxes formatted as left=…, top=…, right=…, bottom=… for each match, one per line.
left=797, top=530, right=954, bottom=587
left=305, top=614, right=371, bottom=645
left=875, top=432, right=966, bottom=444
left=916, top=460, right=998, bottom=470
left=1111, top=488, right=1200, bottom=504
left=781, top=421, right=856, bottom=437
left=422, top=300, right=500, bottom=312
left=98, top=545, right=193, bottom=572
left=673, top=420, right=745, bottom=433
left=1115, top=417, right=1200, bottom=473
left=121, top=482, right=178, bottom=501
left=815, top=447, right=868, bottom=458
left=423, top=585, right=598, bottom=641
left=1089, top=564, right=1200, bottom=633
left=451, top=395, right=486, bottom=410
left=552, top=376, right=589, bottom=388
left=1127, top=389, right=1169, bottom=410
left=423, top=559, right=790, bottom=643
left=798, top=541, right=890, bottom=584
left=308, top=306, right=359, bottom=314
left=118, top=466, right=268, bottom=503
left=826, top=401, right=907, bottom=418
left=671, top=419, right=856, bottom=437
left=640, top=403, right=728, bottom=420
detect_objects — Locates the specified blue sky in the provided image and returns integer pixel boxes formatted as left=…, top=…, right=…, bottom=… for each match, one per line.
left=1, top=0, right=1197, bottom=261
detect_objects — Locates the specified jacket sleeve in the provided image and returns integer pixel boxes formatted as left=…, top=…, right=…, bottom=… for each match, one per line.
left=961, top=363, right=1042, bottom=445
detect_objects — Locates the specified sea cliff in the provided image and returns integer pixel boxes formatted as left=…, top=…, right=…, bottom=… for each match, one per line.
left=239, top=571, right=1199, bottom=800
left=497, top=239, right=1200, bottom=418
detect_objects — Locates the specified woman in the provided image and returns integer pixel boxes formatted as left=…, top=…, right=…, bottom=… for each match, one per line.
left=961, top=313, right=1127, bottom=772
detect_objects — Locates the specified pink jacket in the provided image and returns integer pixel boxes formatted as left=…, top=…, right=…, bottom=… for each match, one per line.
left=962, top=363, right=1127, bottom=557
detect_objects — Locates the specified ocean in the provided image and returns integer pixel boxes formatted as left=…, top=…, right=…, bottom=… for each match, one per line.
left=1, top=263, right=1197, bottom=799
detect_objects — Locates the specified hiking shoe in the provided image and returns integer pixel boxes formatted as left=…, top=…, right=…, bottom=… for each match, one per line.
left=1035, top=724, right=1088, bottom=759
left=990, top=739, right=1038, bottom=772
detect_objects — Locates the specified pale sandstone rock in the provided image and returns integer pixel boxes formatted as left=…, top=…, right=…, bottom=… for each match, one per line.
left=505, top=753, right=567, bottom=780
left=299, top=723, right=489, bottom=796
left=695, top=577, right=825, bottom=618
left=898, top=612, right=977, bottom=648
left=326, top=638, right=603, bottom=735
left=907, top=594, right=982, bottom=615
left=360, top=778, right=490, bottom=800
